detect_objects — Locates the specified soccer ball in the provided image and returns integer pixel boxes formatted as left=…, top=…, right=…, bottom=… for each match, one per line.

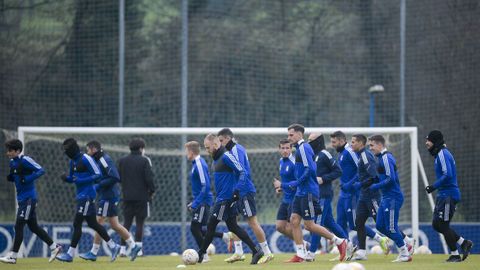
left=369, top=245, right=383, bottom=254
left=415, top=245, right=432, bottom=255
left=332, top=263, right=353, bottom=270
left=330, top=246, right=339, bottom=254
left=181, top=249, right=199, bottom=265
left=207, top=243, right=216, bottom=255
left=348, top=262, right=366, bottom=270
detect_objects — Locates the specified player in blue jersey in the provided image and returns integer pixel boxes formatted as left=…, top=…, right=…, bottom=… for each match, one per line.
left=0, top=139, right=61, bottom=264
left=197, top=134, right=264, bottom=264
left=56, top=138, right=120, bottom=263
left=330, top=131, right=394, bottom=259
left=425, top=130, right=473, bottom=262
left=305, top=133, right=348, bottom=261
left=368, top=135, right=412, bottom=262
left=79, top=141, right=140, bottom=262
left=278, top=124, right=347, bottom=263
left=184, top=141, right=231, bottom=263
left=217, top=128, right=273, bottom=264
left=349, top=134, right=382, bottom=261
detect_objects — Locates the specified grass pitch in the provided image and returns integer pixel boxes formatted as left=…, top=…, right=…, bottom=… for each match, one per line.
left=1, top=254, right=478, bottom=270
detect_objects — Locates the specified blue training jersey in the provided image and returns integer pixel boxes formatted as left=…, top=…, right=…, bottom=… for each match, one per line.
left=355, top=148, right=380, bottom=201
left=370, top=149, right=403, bottom=201
left=338, top=143, right=360, bottom=198
left=8, top=155, right=45, bottom=202
left=212, top=146, right=246, bottom=203
left=279, top=154, right=296, bottom=203
left=66, top=153, right=101, bottom=201
left=433, top=147, right=460, bottom=201
left=94, top=152, right=121, bottom=201
left=229, top=143, right=256, bottom=196
left=291, top=139, right=319, bottom=198
left=315, top=150, right=342, bottom=199
left=190, top=155, right=214, bottom=209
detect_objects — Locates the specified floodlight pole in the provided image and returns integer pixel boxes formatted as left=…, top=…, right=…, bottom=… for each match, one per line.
left=118, top=0, right=125, bottom=127
left=368, top=85, right=384, bottom=127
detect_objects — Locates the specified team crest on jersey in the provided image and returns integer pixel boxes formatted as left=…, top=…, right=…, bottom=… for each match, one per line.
left=304, top=210, right=310, bottom=217
left=286, top=166, right=289, bottom=171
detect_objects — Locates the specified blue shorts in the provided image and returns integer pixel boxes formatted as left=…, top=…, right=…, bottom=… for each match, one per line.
left=76, top=199, right=96, bottom=216
left=237, top=193, right=257, bottom=218
left=292, top=194, right=321, bottom=221
left=276, top=202, right=292, bottom=221
left=192, top=204, right=210, bottom=225
left=97, top=200, right=119, bottom=217
left=17, top=199, right=37, bottom=221
left=356, top=198, right=380, bottom=220
left=433, top=196, right=457, bottom=222
left=211, top=200, right=237, bottom=221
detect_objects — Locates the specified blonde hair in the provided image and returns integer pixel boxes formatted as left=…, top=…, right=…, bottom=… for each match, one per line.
left=185, top=141, right=200, bottom=155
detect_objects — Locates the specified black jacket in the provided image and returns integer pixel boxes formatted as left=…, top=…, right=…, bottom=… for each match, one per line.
left=118, top=150, right=155, bottom=201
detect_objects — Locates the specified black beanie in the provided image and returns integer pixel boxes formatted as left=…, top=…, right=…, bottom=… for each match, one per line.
left=63, top=138, right=80, bottom=159
left=426, top=130, right=444, bottom=147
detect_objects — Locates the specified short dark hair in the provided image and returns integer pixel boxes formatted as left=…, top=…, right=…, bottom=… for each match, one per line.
left=368, top=134, right=385, bottom=145
left=352, top=134, right=367, bottom=145
left=86, top=140, right=102, bottom=151
left=129, top=137, right=146, bottom=151
left=288, top=123, right=305, bottom=134
left=5, top=139, right=23, bottom=152
left=279, top=138, right=291, bottom=147
left=330, top=130, right=346, bottom=141
left=217, top=128, right=234, bottom=138
left=63, top=138, right=77, bottom=147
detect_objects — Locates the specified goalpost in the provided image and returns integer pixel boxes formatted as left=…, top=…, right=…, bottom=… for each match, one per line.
left=18, top=126, right=424, bottom=253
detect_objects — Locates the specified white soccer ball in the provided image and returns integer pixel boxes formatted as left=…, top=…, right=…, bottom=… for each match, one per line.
left=181, top=249, right=199, bottom=265
left=369, top=245, right=383, bottom=254
left=348, top=262, right=366, bottom=270
left=332, top=263, right=353, bottom=270
left=170, top=252, right=179, bottom=256
left=415, top=245, right=432, bottom=255
left=207, top=243, right=216, bottom=255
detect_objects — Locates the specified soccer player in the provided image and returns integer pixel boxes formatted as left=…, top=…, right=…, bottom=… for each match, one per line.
left=272, top=139, right=297, bottom=241
left=0, top=139, right=61, bottom=264
left=56, top=138, right=121, bottom=263
left=305, top=133, right=347, bottom=261
left=330, top=131, right=391, bottom=258
left=197, top=134, right=264, bottom=265
left=184, top=141, right=231, bottom=263
left=79, top=140, right=141, bottom=262
left=425, top=130, right=473, bottom=262
left=278, top=124, right=347, bottom=263
left=117, top=138, right=156, bottom=257
left=368, top=135, right=411, bottom=262
left=217, top=128, right=273, bottom=264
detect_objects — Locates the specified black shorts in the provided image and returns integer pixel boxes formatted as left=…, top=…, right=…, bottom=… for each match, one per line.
left=76, top=199, right=96, bottom=217
left=237, top=193, right=257, bottom=218
left=123, top=200, right=149, bottom=219
left=433, top=196, right=457, bottom=222
left=276, top=202, right=292, bottom=221
left=292, top=194, right=322, bottom=220
left=17, top=199, right=37, bottom=221
left=211, top=200, right=237, bottom=221
left=192, top=204, right=210, bottom=225
left=97, top=199, right=119, bottom=217
left=356, top=198, right=380, bottom=221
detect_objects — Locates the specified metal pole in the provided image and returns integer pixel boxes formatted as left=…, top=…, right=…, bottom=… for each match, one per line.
left=400, top=0, right=406, bottom=126
left=180, top=0, right=189, bottom=252
left=369, top=93, right=375, bottom=127
left=118, top=0, right=125, bottom=127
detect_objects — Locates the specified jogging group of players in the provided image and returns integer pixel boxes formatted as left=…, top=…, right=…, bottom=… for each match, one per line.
left=0, top=124, right=473, bottom=265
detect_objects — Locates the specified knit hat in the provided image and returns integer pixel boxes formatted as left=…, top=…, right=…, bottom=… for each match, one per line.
left=426, top=130, right=444, bottom=146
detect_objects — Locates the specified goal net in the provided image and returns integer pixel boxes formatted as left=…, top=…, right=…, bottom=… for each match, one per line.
left=16, top=126, right=420, bottom=253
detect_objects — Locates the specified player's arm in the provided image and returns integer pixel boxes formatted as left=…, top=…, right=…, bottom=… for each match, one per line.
left=370, top=155, right=394, bottom=191
left=75, top=156, right=101, bottom=184
left=223, top=153, right=246, bottom=191
left=96, top=156, right=120, bottom=189
left=143, top=157, right=156, bottom=198
left=292, top=144, right=313, bottom=187
left=191, top=163, right=210, bottom=209
left=432, top=151, right=453, bottom=189
left=19, top=157, right=45, bottom=184
left=320, top=153, right=342, bottom=184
